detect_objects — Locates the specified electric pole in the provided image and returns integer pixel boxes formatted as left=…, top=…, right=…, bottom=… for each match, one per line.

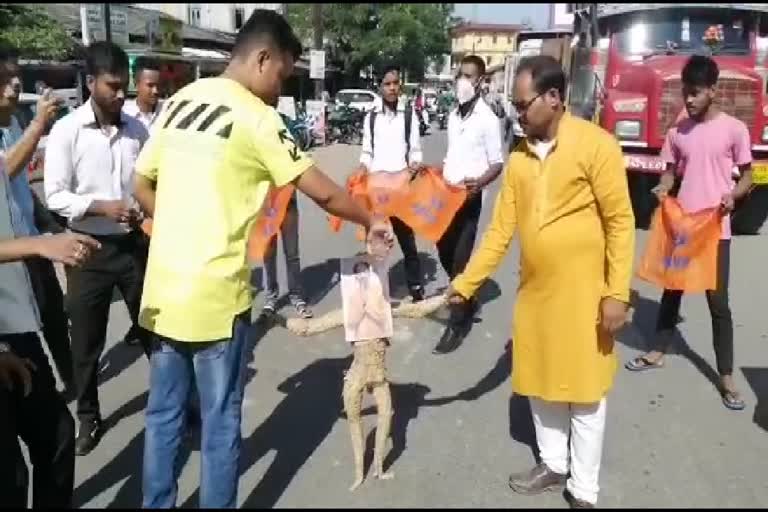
left=312, top=4, right=324, bottom=100
left=104, top=3, right=112, bottom=43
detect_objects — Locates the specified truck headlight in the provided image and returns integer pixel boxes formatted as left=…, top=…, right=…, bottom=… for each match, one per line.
left=615, top=120, right=641, bottom=140
left=762, top=125, right=768, bottom=142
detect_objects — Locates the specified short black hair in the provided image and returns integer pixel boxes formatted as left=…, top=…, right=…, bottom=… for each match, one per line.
left=233, top=9, right=303, bottom=60
left=0, top=47, right=17, bottom=86
left=85, top=41, right=129, bottom=77
left=134, top=59, right=160, bottom=80
left=682, top=55, right=719, bottom=88
left=378, top=63, right=401, bottom=82
left=460, top=55, right=486, bottom=77
left=516, top=55, right=567, bottom=101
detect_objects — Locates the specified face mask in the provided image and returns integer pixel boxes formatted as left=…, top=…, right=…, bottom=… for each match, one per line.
left=455, top=77, right=477, bottom=105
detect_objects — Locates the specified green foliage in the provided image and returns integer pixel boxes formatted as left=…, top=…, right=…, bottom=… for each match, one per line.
left=286, top=4, right=458, bottom=81
left=0, top=4, right=74, bottom=60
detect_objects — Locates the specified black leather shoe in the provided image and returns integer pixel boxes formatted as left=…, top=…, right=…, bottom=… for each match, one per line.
left=410, top=286, right=425, bottom=303
left=75, top=419, right=104, bottom=457
left=508, top=463, right=567, bottom=495
left=564, top=489, right=596, bottom=508
left=432, top=322, right=470, bottom=354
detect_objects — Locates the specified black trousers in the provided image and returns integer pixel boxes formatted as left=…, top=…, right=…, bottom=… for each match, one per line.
left=437, top=194, right=483, bottom=324
left=0, top=333, right=75, bottom=508
left=391, top=216, right=423, bottom=292
left=65, top=231, right=151, bottom=425
left=24, top=257, right=72, bottom=388
left=655, top=239, right=733, bottom=376
left=437, top=193, right=483, bottom=281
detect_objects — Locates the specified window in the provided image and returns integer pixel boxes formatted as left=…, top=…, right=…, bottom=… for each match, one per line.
left=233, top=6, right=245, bottom=31
left=188, top=4, right=201, bottom=27
left=508, top=35, right=513, bottom=44
left=487, top=56, right=493, bottom=66
left=492, top=34, right=498, bottom=44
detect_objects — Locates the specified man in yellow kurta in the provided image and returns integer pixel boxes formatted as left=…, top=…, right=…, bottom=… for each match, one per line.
left=449, top=56, right=635, bottom=508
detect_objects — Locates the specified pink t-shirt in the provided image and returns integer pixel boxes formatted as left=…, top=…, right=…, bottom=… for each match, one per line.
left=661, top=113, right=752, bottom=239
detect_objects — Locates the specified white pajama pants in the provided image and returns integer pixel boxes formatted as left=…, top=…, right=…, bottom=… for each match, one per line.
left=529, top=397, right=607, bottom=505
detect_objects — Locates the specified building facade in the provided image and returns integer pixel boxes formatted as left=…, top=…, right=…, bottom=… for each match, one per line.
left=132, top=3, right=284, bottom=34
left=450, top=23, right=523, bottom=69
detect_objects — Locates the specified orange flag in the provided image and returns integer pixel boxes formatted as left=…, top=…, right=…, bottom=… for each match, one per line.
left=636, top=197, right=721, bottom=293
left=247, top=185, right=295, bottom=262
left=394, top=167, right=467, bottom=242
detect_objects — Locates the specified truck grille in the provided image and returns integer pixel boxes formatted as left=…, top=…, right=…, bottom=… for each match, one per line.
left=658, top=77, right=756, bottom=137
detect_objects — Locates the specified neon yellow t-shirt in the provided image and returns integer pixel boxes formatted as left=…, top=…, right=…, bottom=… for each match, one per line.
left=135, top=77, right=312, bottom=342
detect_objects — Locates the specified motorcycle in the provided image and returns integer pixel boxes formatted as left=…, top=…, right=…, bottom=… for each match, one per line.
left=326, top=103, right=365, bottom=145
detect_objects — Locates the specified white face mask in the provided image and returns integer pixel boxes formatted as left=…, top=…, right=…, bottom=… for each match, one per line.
left=455, top=77, right=477, bottom=105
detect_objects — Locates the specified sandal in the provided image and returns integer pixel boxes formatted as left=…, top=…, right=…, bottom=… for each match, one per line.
left=625, top=356, right=664, bottom=372
left=721, top=390, right=746, bottom=411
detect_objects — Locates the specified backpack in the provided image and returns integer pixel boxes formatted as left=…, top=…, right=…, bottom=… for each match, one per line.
left=369, top=101, right=413, bottom=165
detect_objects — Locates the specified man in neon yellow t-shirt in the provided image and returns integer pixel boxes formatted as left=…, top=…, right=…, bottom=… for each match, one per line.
left=132, top=10, right=389, bottom=508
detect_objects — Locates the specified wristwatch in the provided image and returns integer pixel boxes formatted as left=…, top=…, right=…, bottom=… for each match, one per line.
left=0, top=342, right=11, bottom=354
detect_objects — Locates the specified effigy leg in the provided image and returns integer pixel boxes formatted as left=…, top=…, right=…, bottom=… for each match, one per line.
left=342, top=351, right=367, bottom=491
left=371, top=381, right=394, bottom=481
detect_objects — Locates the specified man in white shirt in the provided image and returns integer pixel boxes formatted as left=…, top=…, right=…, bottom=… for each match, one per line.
left=122, top=61, right=162, bottom=131
left=358, top=64, right=425, bottom=302
left=44, top=42, right=151, bottom=457
left=434, top=55, right=504, bottom=355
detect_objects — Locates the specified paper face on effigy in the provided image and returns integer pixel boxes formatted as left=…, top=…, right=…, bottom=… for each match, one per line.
left=340, top=254, right=393, bottom=342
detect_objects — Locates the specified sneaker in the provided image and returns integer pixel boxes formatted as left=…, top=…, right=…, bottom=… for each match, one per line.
left=410, top=286, right=425, bottom=303
left=292, top=300, right=314, bottom=319
left=261, top=296, right=278, bottom=317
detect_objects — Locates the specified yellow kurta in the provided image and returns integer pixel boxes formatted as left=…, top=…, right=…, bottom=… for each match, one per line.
left=452, top=113, right=635, bottom=404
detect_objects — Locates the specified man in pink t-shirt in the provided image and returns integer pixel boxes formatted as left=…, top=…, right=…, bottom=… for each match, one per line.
left=625, top=55, right=754, bottom=411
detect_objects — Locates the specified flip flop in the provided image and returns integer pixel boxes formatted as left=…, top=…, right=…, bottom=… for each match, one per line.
left=721, top=390, right=746, bottom=411
left=625, top=356, right=664, bottom=372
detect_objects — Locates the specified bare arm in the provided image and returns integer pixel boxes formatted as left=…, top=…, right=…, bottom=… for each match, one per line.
left=0, top=232, right=100, bottom=265
left=0, top=237, right=45, bottom=262
left=133, top=174, right=156, bottom=218
left=293, top=166, right=372, bottom=230
left=3, top=120, right=46, bottom=178
left=732, top=164, right=753, bottom=200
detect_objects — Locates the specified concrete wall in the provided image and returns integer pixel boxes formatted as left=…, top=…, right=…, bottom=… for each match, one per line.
left=132, top=3, right=283, bottom=33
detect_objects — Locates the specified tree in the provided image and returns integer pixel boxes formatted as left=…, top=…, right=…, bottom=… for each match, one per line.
left=286, top=4, right=458, bottom=84
left=0, top=4, right=75, bottom=60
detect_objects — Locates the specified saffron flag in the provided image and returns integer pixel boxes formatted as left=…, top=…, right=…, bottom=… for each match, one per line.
left=247, top=185, right=296, bottom=262
left=636, top=197, right=721, bottom=292
left=328, top=167, right=466, bottom=242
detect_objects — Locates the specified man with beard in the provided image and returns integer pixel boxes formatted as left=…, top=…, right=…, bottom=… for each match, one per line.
left=44, top=41, right=152, bottom=456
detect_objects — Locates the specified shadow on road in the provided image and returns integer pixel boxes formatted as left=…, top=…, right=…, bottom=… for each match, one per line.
left=618, top=289, right=721, bottom=393
left=236, top=356, right=352, bottom=508
left=251, top=258, right=341, bottom=311
left=741, top=367, right=768, bottom=433
left=389, top=252, right=439, bottom=300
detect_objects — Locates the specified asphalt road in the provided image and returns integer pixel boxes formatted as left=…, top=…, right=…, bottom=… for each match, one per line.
left=33, top=127, right=768, bottom=508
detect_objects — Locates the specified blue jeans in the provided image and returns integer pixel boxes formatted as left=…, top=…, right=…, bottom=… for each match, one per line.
left=142, top=314, right=251, bottom=508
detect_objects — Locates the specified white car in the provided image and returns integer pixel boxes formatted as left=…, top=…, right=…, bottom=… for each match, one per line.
left=334, top=89, right=380, bottom=112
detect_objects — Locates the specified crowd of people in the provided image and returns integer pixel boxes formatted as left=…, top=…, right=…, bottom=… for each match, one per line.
left=0, top=7, right=756, bottom=510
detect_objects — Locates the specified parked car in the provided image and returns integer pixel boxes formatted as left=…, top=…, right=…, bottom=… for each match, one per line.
left=17, top=92, right=75, bottom=183
left=334, top=89, right=380, bottom=112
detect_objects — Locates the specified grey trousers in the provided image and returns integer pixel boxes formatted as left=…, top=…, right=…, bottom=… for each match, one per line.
left=262, top=192, right=305, bottom=303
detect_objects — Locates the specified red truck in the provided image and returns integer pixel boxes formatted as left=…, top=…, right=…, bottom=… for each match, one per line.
left=567, top=4, right=768, bottom=234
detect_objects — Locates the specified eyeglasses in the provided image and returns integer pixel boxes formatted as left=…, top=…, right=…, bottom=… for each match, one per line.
left=511, top=92, right=543, bottom=114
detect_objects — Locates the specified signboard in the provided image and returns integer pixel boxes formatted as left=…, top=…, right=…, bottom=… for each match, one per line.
left=277, top=96, right=297, bottom=120
left=147, top=14, right=183, bottom=54
left=305, top=99, right=326, bottom=145
left=81, top=4, right=129, bottom=46
left=310, top=50, right=326, bottom=80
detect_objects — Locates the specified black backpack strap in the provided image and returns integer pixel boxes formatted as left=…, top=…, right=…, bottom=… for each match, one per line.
left=404, top=101, right=412, bottom=165
left=369, top=110, right=377, bottom=157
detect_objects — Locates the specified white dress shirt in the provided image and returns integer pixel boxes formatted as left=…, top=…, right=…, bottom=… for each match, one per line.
left=44, top=99, right=149, bottom=236
left=122, top=98, right=162, bottom=130
left=360, top=99, right=422, bottom=173
left=443, top=99, right=504, bottom=185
